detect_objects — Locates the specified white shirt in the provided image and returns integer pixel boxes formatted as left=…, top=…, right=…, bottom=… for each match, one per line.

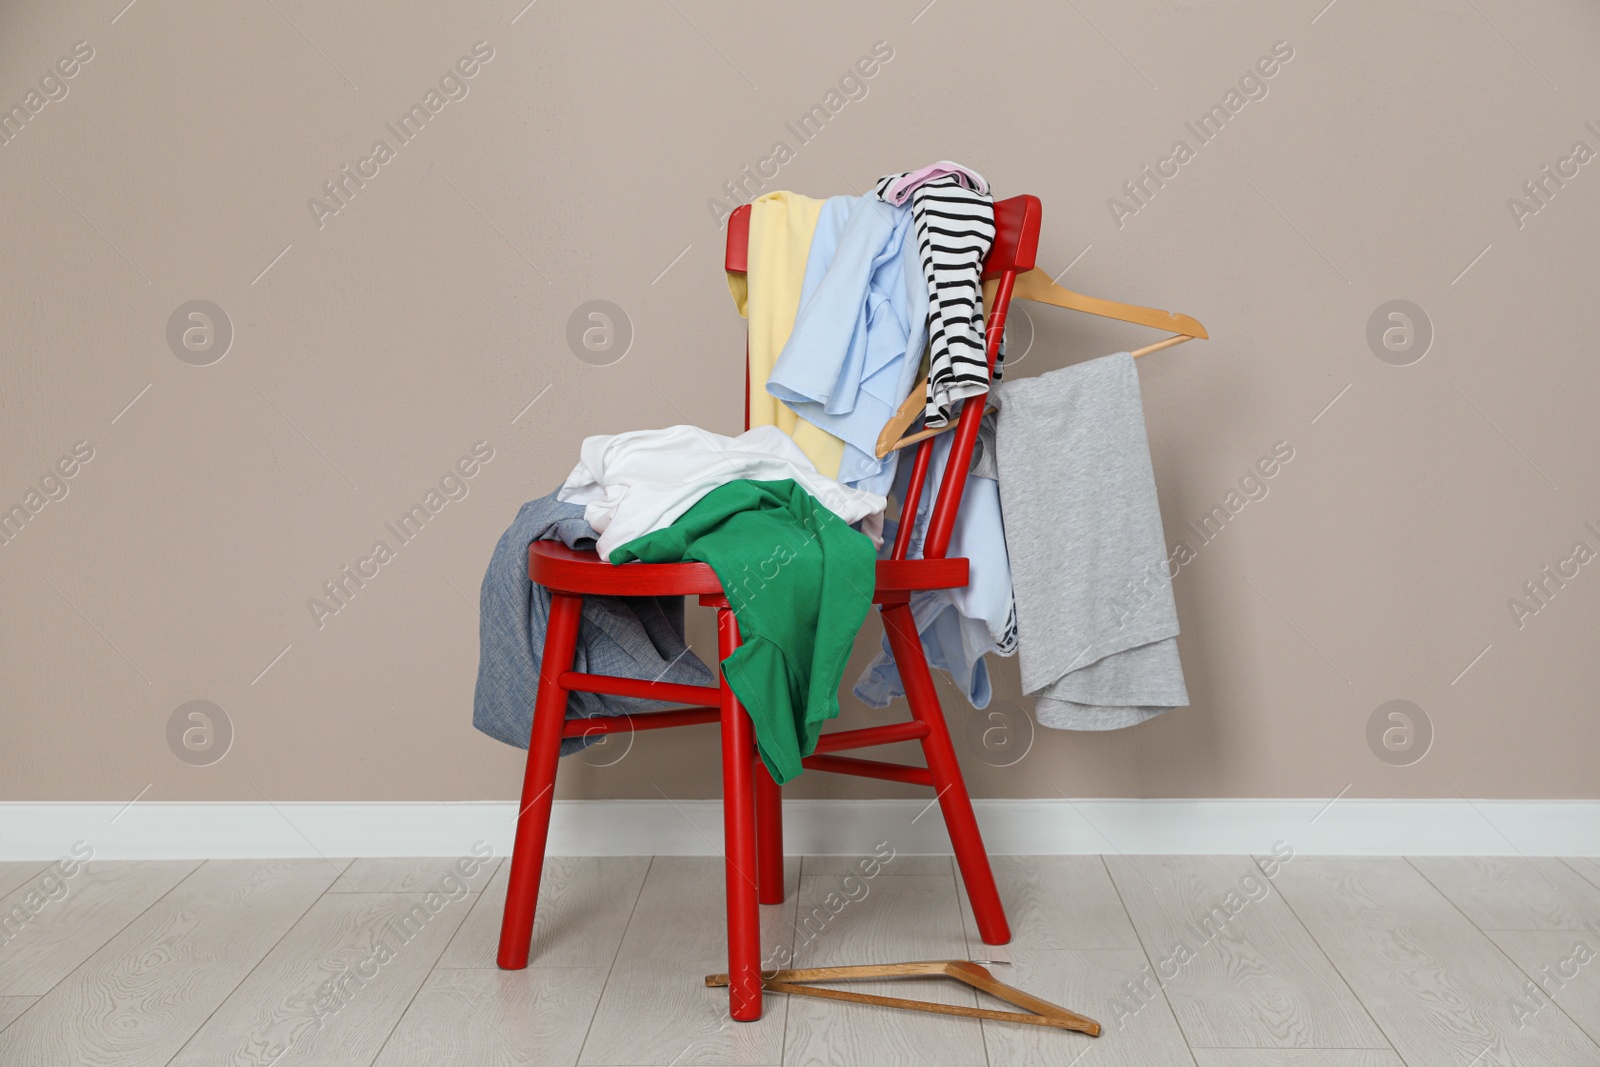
left=558, top=424, right=887, bottom=561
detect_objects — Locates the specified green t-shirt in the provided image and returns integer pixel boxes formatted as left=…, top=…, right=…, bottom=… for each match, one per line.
left=611, top=479, right=876, bottom=782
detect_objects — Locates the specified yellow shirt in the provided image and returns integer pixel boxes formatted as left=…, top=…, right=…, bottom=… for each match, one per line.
left=725, top=190, right=846, bottom=477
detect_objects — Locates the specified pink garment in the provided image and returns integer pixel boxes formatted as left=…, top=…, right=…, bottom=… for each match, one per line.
left=881, top=161, right=989, bottom=206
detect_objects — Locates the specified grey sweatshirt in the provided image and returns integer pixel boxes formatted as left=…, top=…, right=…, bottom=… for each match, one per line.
left=994, top=352, right=1189, bottom=730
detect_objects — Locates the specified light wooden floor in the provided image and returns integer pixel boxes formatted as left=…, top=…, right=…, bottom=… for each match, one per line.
left=2, top=854, right=1599, bottom=1065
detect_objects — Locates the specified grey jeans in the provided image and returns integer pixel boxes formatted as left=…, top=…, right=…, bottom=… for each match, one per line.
left=471, top=493, right=716, bottom=754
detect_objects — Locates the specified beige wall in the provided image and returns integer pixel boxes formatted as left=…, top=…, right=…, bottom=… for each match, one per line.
left=4, top=0, right=1598, bottom=804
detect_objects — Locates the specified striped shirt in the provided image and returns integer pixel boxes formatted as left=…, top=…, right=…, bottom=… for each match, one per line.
left=874, top=169, right=998, bottom=427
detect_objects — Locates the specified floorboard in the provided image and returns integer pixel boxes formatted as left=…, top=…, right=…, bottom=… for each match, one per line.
left=0, top=860, right=199, bottom=997
left=0, top=859, right=338, bottom=1067
left=1409, top=856, right=1600, bottom=930
left=1105, top=855, right=1386, bottom=1049
left=983, top=949, right=1196, bottom=1067
left=438, top=855, right=650, bottom=969
left=1190, top=1052, right=1406, bottom=1066
left=1273, top=857, right=1600, bottom=1067
left=783, top=862, right=986, bottom=1067
left=577, top=856, right=799, bottom=1067
left=956, top=855, right=1143, bottom=952
left=334, top=855, right=503, bottom=895
left=165, top=889, right=471, bottom=1067
left=1564, top=858, right=1600, bottom=892
left=1482, top=928, right=1600, bottom=1043
left=0, top=862, right=50, bottom=900
left=0, top=998, right=37, bottom=1033
left=0, top=852, right=1591, bottom=1064
left=372, top=966, right=609, bottom=1067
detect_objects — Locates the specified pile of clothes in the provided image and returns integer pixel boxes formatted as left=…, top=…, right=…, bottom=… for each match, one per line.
left=473, top=161, right=1189, bottom=785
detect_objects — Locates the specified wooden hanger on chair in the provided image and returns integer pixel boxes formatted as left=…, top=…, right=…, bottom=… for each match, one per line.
left=874, top=268, right=1208, bottom=456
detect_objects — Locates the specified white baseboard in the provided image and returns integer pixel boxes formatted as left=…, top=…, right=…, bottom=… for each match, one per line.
left=2, top=799, right=1596, bottom=861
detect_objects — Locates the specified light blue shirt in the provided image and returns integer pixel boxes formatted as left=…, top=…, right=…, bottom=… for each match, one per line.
left=766, top=194, right=929, bottom=496
left=854, top=421, right=1016, bottom=711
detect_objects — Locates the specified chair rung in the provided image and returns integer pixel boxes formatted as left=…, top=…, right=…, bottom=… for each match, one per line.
left=559, top=671, right=721, bottom=708
left=563, top=707, right=721, bottom=737
left=801, top=753, right=935, bottom=787
left=812, top=721, right=931, bottom=754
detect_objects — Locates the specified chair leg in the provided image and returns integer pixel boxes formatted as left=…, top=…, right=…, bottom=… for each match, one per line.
left=717, top=608, right=764, bottom=1021
left=754, top=761, right=785, bottom=905
left=881, top=601, right=1012, bottom=945
left=498, top=591, right=583, bottom=970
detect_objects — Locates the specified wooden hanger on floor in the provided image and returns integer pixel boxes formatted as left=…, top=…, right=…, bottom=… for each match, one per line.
left=874, top=267, right=1208, bottom=457
left=706, top=959, right=1102, bottom=1036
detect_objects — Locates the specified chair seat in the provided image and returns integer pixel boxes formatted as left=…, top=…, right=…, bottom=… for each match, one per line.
left=529, top=541, right=969, bottom=598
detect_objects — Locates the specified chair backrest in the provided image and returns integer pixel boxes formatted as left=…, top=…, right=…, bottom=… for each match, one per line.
left=724, top=193, right=1044, bottom=562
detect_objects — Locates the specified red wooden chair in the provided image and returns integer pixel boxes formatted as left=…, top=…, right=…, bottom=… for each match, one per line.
left=497, top=194, right=1044, bottom=1021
